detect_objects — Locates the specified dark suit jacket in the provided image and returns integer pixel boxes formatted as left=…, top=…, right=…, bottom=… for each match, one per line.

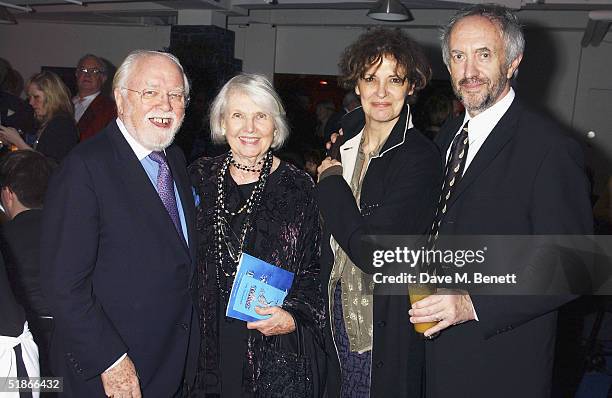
left=0, top=91, right=35, bottom=134
left=76, top=94, right=116, bottom=141
left=0, top=249, right=25, bottom=337
left=0, top=209, right=47, bottom=318
left=40, top=121, right=199, bottom=397
left=316, top=105, right=442, bottom=396
left=426, top=97, right=593, bottom=398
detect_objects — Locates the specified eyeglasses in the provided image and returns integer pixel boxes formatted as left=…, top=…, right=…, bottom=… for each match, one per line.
left=121, top=87, right=190, bottom=109
left=76, top=67, right=105, bottom=76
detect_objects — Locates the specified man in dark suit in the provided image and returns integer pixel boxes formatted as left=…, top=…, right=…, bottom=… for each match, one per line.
left=41, top=50, right=198, bottom=397
left=0, top=150, right=56, bottom=377
left=0, top=58, right=35, bottom=136
left=0, top=251, right=40, bottom=384
left=408, top=5, right=593, bottom=398
left=73, top=54, right=116, bottom=141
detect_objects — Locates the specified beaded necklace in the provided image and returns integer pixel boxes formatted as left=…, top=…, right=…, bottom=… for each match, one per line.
left=230, top=158, right=263, bottom=173
left=213, top=150, right=273, bottom=298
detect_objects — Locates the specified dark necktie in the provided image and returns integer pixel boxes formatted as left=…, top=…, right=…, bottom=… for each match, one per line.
left=148, top=151, right=184, bottom=239
left=427, top=121, right=469, bottom=248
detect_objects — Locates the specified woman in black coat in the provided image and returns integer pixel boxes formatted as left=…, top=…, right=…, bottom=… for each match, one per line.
left=0, top=71, right=78, bottom=163
left=316, top=28, right=442, bottom=397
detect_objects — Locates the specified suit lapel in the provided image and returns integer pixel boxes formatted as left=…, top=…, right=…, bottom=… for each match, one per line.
left=107, top=123, right=191, bottom=259
left=447, top=100, right=522, bottom=209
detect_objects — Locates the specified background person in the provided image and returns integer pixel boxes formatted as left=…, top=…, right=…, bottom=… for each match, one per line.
left=0, top=71, right=78, bottom=163
left=73, top=54, right=116, bottom=141
left=0, top=252, right=39, bottom=398
left=0, top=150, right=56, bottom=378
left=0, top=58, right=35, bottom=136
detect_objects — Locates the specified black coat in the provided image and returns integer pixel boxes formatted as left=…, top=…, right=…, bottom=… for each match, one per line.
left=36, top=113, right=79, bottom=163
left=40, top=121, right=199, bottom=397
left=316, top=105, right=442, bottom=397
left=0, top=91, right=35, bottom=134
left=0, top=249, right=25, bottom=337
left=0, top=209, right=47, bottom=318
left=425, top=97, right=594, bottom=398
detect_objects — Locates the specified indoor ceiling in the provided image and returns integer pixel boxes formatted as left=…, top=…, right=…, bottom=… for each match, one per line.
left=2, top=0, right=612, bottom=34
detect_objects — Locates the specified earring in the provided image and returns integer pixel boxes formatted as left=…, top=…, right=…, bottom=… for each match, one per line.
left=273, top=129, right=278, bottom=137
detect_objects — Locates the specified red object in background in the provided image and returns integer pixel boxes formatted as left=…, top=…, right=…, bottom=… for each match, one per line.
left=274, top=73, right=345, bottom=112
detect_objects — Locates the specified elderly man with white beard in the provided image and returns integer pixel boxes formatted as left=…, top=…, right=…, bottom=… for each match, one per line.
left=40, top=50, right=199, bottom=398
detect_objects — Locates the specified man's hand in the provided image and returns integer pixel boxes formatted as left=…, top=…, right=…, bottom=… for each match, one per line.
left=101, top=355, right=141, bottom=398
left=246, top=306, right=296, bottom=336
left=408, top=289, right=476, bottom=338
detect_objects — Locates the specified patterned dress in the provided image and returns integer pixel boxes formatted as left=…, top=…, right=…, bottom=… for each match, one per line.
left=189, top=155, right=326, bottom=397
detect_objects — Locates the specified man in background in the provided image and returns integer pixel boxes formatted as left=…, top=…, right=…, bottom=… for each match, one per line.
left=73, top=54, right=116, bottom=141
left=0, top=58, right=35, bottom=136
left=0, top=150, right=56, bottom=378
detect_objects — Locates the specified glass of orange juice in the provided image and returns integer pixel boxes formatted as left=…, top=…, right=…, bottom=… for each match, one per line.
left=409, top=283, right=438, bottom=335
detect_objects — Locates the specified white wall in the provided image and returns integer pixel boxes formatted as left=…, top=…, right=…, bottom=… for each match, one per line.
left=0, top=21, right=170, bottom=84
left=573, top=31, right=612, bottom=191
left=3, top=15, right=612, bottom=189
left=231, top=23, right=277, bottom=79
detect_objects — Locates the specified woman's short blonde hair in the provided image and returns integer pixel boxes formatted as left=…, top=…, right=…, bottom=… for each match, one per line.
left=209, top=74, right=289, bottom=150
left=27, top=71, right=73, bottom=127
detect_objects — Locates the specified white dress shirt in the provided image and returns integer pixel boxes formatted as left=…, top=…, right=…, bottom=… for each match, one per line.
left=72, top=92, right=100, bottom=122
left=443, top=89, right=515, bottom=322
left=446, top=88, right=516, bottom=175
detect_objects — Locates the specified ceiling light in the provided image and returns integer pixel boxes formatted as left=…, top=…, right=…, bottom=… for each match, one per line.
left=367, top=0, right=413, bottom=22
left=0, top=1, right=32, bottom=12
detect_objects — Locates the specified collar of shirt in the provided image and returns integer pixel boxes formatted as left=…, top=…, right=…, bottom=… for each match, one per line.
left=73, top=91, right=100, bottom=104
left=73, top=92, right=100, bottom=122
left=115, top=117, right=156, bottom=161
left=448, top=88, right=515, bottom=173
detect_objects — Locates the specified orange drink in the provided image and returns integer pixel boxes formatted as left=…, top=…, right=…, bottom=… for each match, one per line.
left=408, top=284, right=437, bottom=334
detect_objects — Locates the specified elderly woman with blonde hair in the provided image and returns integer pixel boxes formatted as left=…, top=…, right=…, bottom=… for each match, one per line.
left=189, top=73, right=326, bottom=397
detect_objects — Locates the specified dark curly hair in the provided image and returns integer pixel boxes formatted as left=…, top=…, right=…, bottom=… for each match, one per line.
left=338, top=28, right=431, bottom=93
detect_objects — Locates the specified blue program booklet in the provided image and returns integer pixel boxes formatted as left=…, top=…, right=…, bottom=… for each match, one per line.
left=226, top=253, right=295, bottom=322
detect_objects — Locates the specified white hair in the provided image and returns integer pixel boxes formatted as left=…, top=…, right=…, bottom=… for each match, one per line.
left=112, top=50, right=190, bottom=97
left=209, top=73, right=289, bottom=150
left=440, top=4, right=525, bottom=76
